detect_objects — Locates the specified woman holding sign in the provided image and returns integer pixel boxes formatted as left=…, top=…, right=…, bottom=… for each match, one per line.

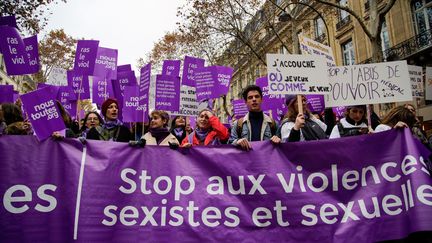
left=86, top=98, right=133, bottom=142
left=279, top=95, right=327, bottom=142
left=329, top=105, right=368, bottom=139
left=181, top=109, right=229, bottom=147
left=141, top=110, right=179, bottom=146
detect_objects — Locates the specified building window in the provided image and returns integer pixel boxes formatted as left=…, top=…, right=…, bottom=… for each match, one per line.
left=279, top=45, right=288, bottom=54
left=314, top=17, right=325, bottom=39
left=380, top=21, right=391, bottom=60
left=255, top=64, right=260, bottom=77
left=339, top=0, right=349, bottom=20
left=342, top=39, right=355, bottom=65
left=411, top=0, right=432, bottom=34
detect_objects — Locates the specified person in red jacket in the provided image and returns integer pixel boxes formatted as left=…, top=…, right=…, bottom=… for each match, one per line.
left=181, top=109, right=229, bottom=147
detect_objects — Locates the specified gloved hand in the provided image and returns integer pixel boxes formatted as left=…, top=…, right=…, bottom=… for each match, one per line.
left=129, top=138, right=146, bottom=148
left=78, top=136, right=87, bottom=145
left=168, top=142, right=179, bottom=150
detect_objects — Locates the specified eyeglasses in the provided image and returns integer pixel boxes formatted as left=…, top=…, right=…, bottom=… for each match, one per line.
left=87, top=118, right=99, bottom=121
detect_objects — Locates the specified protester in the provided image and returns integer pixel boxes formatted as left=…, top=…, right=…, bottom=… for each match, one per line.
left=141, top=110, right=179, bottom=146
left=229, top=85, right=280, bottom=150
left=51, top=100, right=79, bottom=139
left=329, top=105, right=368, bottom=139
left=0, top=102, right=32, bottom=135
left=404, top=104, right=430, bottom=150
left=374, top=106, right=416, bottom=133
left=279, top=95, right=327, bottom=142
left=170, top=115, right=188, bottom=143
left=80, top=111, right=104, bottom=137
left=182, top=109, right=229, bottom=147
left=86, top=98, right=133, bottom=142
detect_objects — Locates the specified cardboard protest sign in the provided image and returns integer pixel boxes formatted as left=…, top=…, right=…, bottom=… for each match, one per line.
left=67, top=70, right=90, bottom=100
left=0, top=85, right=14, bottom=103
left=0, top=26, right=32, bottom=75
left=326, top=61, right=412, bottom=107
left=162, top=60, right=181, bottom=77
left=266, top=54, right=329, bottom=95
left=92, top=76, right=114, bottom=106
left=93, top=47, right=118, bottom=80
left=425, top=66, right=432, bottom=101
left=170, top=85, right=200, bottom=117
left=47, top=67, right=68, bottom=86
left=122, top=86, right=146, bottom=122
left=299, top=34, right=336, bottom=67
left=23, top=35, right=40, bottom=74
left=73, top=40, right=99, bottom=75
left=182, top=56, right=205, bottom=87
left=155, top=74, right=180, bottom=112
left=408, top=65, right=424, bottom=98
left=20, top=86, right=66, bottom=140
left=232, top=99, right=249, bottom=119
left=195, top=66, right=233, bottom=101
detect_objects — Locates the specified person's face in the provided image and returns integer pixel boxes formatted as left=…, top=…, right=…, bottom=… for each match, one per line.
left=406, top=105, right=416, bottom=116
left=175, top=116, right=186, bottom=127
left=197, top=112, right=211, bottom=129
left=246, top=90, right=262, bottom=112
left=106, top=103, right=118, bottom=121
left=150, top=114, right=165, bottom=129
left=348, top=107, right=365, bottom=123
left=86, top=113, right=100, bottom=128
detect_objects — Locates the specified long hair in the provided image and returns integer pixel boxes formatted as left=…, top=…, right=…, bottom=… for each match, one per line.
left=170, top=116, right=186, bottom=131
left=1, top=103, right=23, bottom=125
left=283, top=96, right=311, bottom=122
left=381, top=106, right=416, bottom=128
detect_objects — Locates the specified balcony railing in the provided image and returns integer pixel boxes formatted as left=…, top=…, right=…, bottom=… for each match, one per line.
left=314, top=33, right=326, bottom=43
left=384, top=29, right=432, bottom=61
left=336, top=15, right=351, bottom=30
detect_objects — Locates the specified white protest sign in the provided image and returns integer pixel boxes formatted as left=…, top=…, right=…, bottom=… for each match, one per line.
left=408, top=65, right=424, bottom=98
left=47, top=67, right=67, bottom=86
left=266, top=54, right=329, bottom=95
left=148, top=75, right=157, bottom=112
left=299, top=34, right=336, bottom=67
left=326, top=61, right=412, bottom=107
left=170, top=85, right=200, bottom=117
left=426, top=66, right=432, bottom=100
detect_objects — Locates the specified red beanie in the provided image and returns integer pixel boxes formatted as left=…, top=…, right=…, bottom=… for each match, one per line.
left=101, top=98, right=118, bottom=117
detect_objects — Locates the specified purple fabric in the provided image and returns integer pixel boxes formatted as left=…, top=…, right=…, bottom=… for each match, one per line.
left=182, top=56, right=205, bottom=87
left=162, top=60, right=181, bottom=77
left=73, top=40, right=99, bottom=75
left=256, top=76, right=286, bottom=121
left=117, top=64, right=132, bottom=73
left=13, top=92, right=20, bottom=103
left=306, top=95, right=325, bottom=113
left=139, top=64, right=151, bottom=123
left=20, top=86, right=66, bottom=140
left=0, top=26, right=32, bottom=75
left=155, top=74, right=180, bottom=112
left=111, top=71, right=136, bottom=120
left=0, top=15, right=19, bottom=29
left=122, top=86, right=145, bottom=123
left=57, top=86, right=77, bottom=117
left=0, top=85, right=14, bottom=103
left=0, top=129, right=432, bottom=242
left=333, top=106, right=347, bottom=119
left=23, top=35, right=40, bottom=74
left=195, top=66, right=233, bottom=101
left=93, top=47, right=118, bottom=80
left=92, top=76, right=114, bottom=106
left=232, top=99, right=248, bottom=119
left=67, top=70, right=90, bottom=100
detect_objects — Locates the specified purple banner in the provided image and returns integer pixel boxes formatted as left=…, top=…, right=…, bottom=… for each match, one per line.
left=92, top=76, right=114, bottom=106
left=122, top=86, right=146, bottom=123
left=232, top=99, right=248, bottom=119
left=20, top=86, right=66, bottom=140
left=162, top=60, right=181, bottom=77
left=93, top=47, right=118, bottom=80
left=155, top=74, right=180, bottom=112
left=73, top=40, right=99, bottom=75
left=23, top=35, right=40, bottom=74
left=182, top=56, right=205, bottom=87
left=0, top=85, right=14, bottom=103
left=1, top=130, right=432, bottom=242
left=138, top=64, right=151, bottom=123
left=0, top=26, right=31, bottom=75
left=117, top=64, right=132, bottom=73
left=67, top=70, right=90, bottom=100
left=306, top=95, right=325, bottom=113
left=195, top=66, right=233, bottom=101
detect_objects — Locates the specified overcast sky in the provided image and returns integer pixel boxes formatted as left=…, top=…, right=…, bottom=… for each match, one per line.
left=43, top=0, right=185, bottom=73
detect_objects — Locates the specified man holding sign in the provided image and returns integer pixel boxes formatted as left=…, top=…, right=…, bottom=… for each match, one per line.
left=229, top=85, right=280, bottom=150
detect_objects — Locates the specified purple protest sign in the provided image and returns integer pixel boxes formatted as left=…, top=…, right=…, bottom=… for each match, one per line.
left=256, top=76, right=285, bottom=110
left=155, top=74, right=180, bottom=112
left=306, top=95, right=325, bottom=113
left=92, top=76, right=114, bottom=106
left=162, top=59, right=181, bottom=77
left=117, top=64, right=132, bottom=72
left=0, top=85, right=14, bottom=103
left=232, top=99, right=249, bottom=119
left=195, top=66, right=233, bottom=101
left=73, top=40, right=99, bottom=75
left=67, top=70, right=90, bottom=100
left=189, top=116, right=196, bottom=129
left=93, top=47, right=118, bottom=80
left=23, top=35, right=40, bottom=74
left=57, top=85, right=77, bottom=117
left=61, top=100, right=77, bottom=119
left=20, top=86, right=66, bottom=140
left=111, top=71, right=137, bottom=120
left=13, top=91, right=20, bottom=103
left=182, top=56, right=205, bottom=87
left=122, top=86, right=146, bottom=122
left=0, top=15, right=19, bottom=29
left=0, top=26, right=32, bottom=75
left=138, top=64, right=151, bottom=122
left=333, top=106, right=346, bottom=119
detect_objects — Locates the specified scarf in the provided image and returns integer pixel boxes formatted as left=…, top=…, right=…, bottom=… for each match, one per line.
left=150, top=127, right=170, bottom=145
left=173, top=127, right=184, bottom=138
left=103, top=119, right=123, bottom=130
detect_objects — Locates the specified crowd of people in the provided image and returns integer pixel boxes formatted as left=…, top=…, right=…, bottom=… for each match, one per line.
left=1, top=84, right=431, bottom=152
